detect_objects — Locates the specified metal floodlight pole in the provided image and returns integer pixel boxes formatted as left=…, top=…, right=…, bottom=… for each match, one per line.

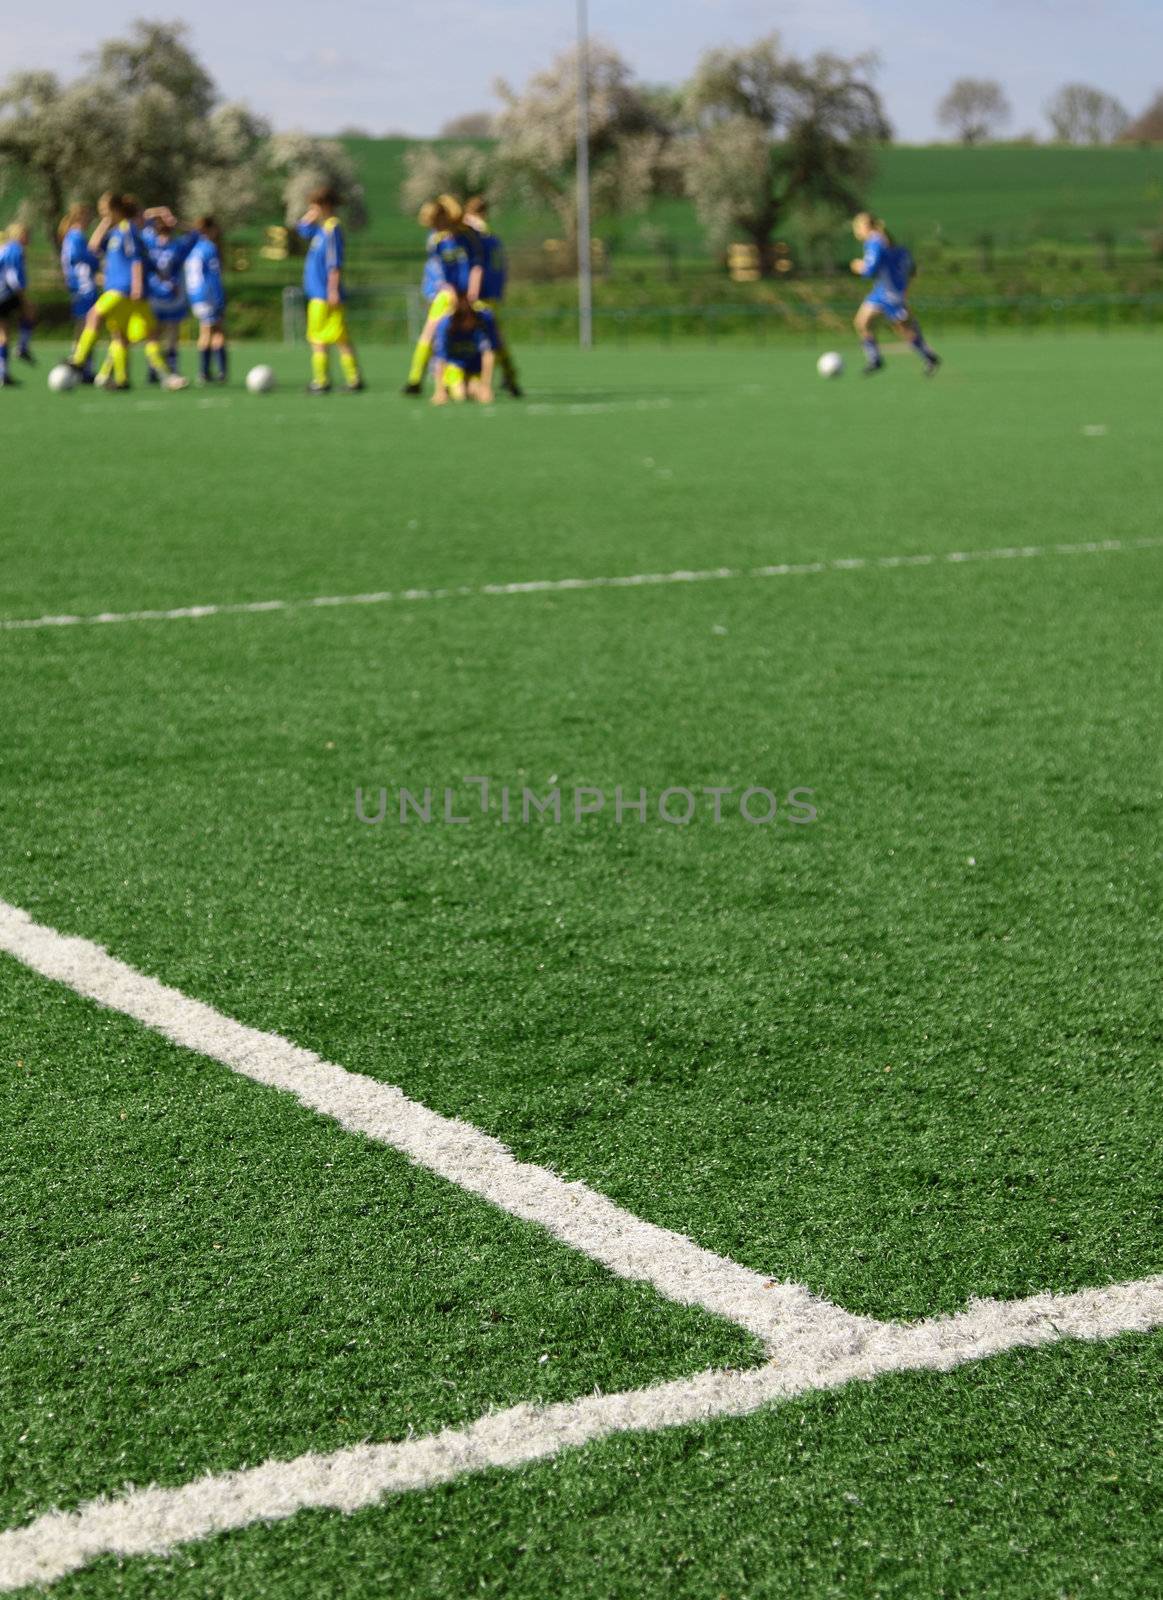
left=576, top=0, right=594, bottom=349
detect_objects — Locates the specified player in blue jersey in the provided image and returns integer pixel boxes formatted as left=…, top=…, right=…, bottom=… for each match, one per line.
left=850, top=213, right=940, bottom=376
left=59, top=204, right=101, bottom=382
left=70, top=194, right=187, bottom=390
left=463, top=196, right=521, bottom=397
left=183, top=217, right=226, bottom=382
left=296, top=187, right=364, bottom=394
left=184, top=217, right=227, bottom=384
left=403, top=195, right=481, bottom=394
left=0, top=224, right=31, bottom=388
left=141, top=207, right=194, bottom=380
left=430, top=296, right=498, bottom=406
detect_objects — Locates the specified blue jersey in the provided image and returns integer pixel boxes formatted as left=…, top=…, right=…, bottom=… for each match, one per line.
left=433, top=308, right=498, bottom=374
left=472, top=228, right=507, bottom=302
left=297, top=217, right=345, bottom=302
left=860, top=234, right=914, bottom=302
left=0, top=240, right=27, bottom=299
left=142, top=227, right=194, bottom=315
left=184, top=236, right=225, bottom=311
left=60, top=228, right=99, bottom=298
left=102, top=220, right=143, bottom=296
left=421, top=230, right=479, bottom=300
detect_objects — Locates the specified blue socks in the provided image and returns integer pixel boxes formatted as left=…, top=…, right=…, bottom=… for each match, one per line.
left=215, top=344, right=227, bottom=380
left=200, top=347, right=212, bottom=381
left=911, top=326, right=938, bottom=363
left=166, top=346, right=180, bottom=374
left=0, top=345, right=7, bottom=381
left=18, top=320, right=32, bottom=358
left=861, top=337, right=881, bottom=368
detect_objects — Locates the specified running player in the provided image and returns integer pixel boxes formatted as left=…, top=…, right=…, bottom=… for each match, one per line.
left=0, top=224, right=30, bottom=388
left=430, top=296, right=498, bottom=406
left=184, top=217, right=228, bottom=384
left=850, top=213, right=940, bottom=376
left=69, top=194, right=188, bottom=390
left=59, top=205, right=101, bottom=382
left=402, top=195, right=480, bottom=395
left=463, top=195, right=521, bottom=397
left=296, top=187, right=364, bottom=394
left=141, top=207, right=193, bottom=380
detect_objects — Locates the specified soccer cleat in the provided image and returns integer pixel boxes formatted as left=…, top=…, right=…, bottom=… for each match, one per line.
left=107, top=383, right=131, bottom=392
left=505, top=380, right=524, bottom=398
left=91, top=368, right=110, bottom=388
left=306, top=382, right=332, bottom=395
left=923, top=355, right=942, bottom=377
left=18, top=349, right=36, bottom=365
left=342, top=379, right=367, bottom=393
left=0, top=375, right=20, bottom=388
left=162, top=373, right=189, bottom=391
left=861, top=359, right=885, bottom=376
left=401, top=381, right=423, bottom=396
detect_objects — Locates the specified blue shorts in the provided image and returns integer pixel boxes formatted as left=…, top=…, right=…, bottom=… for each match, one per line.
left=190, top=300, right=225, bottom=325
left=863, top=291, right=909, bottom=324
left=70, top=291, right=99, bottom=319
left=152, top=301, right=189, bottom=325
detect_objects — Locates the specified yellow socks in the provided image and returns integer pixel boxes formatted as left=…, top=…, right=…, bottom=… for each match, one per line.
left=407, top=336, right=432, bottom=385
left=339, top=350, right=361, bottom=387
left=144, top=341, right=167, bottom=379
left=110, top=342, right=129, bottom=386
left=311, top=350, right=329, bottom=388
left=73, top=324, right=99, bottom=366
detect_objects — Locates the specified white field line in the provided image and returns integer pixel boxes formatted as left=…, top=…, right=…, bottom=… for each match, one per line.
left=0, top=898, right=863, bottom=1356
left=1, top=536, right=1159, bottom=635
left=3, top=1277, right=1160, bottom=1592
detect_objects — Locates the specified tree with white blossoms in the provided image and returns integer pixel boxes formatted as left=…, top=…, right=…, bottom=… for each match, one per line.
left=491, top=41, right=674, bottom=243
left=0, top=19, right=367, bottom=240
left=681, top=36, right=891, bottom=276
left=400, top=143, right=492, bottom=218
left=266, top=131, right=367, bottom=229
left=181, top=103, right=273, bottom=233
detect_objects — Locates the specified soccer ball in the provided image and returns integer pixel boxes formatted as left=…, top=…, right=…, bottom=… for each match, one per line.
left=246, top=364, right=276, bottom=394
left=816, top=351, right=845, bottom=379
left=48, top=363, right=79, bottom=393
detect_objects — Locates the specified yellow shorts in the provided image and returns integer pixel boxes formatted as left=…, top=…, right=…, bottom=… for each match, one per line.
left=427, top=287, right=456, bottom=325
left=307, top=300, right=350, bottom=345
left=96, top=291, right=157, bottom=343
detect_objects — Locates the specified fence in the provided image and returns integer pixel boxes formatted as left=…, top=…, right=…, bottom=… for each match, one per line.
left=281, top=287, right=1163, bottom=347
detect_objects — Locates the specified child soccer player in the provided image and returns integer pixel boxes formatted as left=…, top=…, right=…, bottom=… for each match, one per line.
left=184, top=217, right=228, bottom=384
left=59, top=204, right=101, bottom=382
left=296, top=187, right=364, bottom=394
left=850, top=213, right=940, bottom=376
left=402, top=195, right=480, bottom=395
left=0, top=224, right=30, bottom=387
left=463, top=195, right=521, bottom=397
left=70, top=194, right=188, bottom=390
left=430, top=296, right=498, bottom=406
left=141, top=206, right=193, bottom=380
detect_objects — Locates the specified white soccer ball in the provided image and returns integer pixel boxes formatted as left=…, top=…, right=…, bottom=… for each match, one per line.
left=246, top=364, right=276, bottom=394
left=816, top=351, right=845, bottom=379
left=48, top=363, right=79, bottom=393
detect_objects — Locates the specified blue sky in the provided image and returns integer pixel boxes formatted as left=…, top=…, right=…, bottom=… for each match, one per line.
left=8, top=0, right=1161, bottom=139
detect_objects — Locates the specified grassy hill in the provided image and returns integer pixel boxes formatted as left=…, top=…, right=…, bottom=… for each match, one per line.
left=348, top=138, right=1163, bottom=254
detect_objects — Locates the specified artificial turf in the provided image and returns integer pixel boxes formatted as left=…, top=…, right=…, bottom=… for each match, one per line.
left=1, top=333, right=1160, bottom=1594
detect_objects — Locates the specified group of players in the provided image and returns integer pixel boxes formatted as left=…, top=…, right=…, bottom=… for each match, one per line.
left=0, top=183, right=519, bottom=400
left=0, top=193, right=932, bottom=392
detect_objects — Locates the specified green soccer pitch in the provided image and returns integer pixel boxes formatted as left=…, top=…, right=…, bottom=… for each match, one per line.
left=1, top=332, right=1160, bottom=1598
